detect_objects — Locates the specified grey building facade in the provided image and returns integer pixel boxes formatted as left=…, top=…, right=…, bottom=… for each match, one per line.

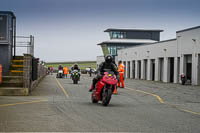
left=117, top=26, right=200, bottom=85
left=0, top=11, right=16, bottom=75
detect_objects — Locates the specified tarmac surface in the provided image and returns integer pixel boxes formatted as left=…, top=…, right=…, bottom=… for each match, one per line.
left=0, top=74, right=200, bottom=132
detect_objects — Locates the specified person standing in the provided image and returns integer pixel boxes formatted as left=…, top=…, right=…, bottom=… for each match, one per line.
left=89, top=67, right=92, bottom=77
left=63, top=66, right=69, bottom=78
left=117, top=60, right=125, bottom=88
left=50, top=66, right=54, bottom=75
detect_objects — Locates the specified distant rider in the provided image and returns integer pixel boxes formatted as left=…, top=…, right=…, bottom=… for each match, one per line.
left=58, top=64, right=63, bottom=70
left=71, top=64, right=81, bottom=80
left=89, top=55, right=119, bottom=92
left=71, top=64, right=80, bottom=72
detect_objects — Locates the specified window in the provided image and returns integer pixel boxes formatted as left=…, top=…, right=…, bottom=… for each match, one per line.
left=108, top=46, right=117, bottom=56
left=0, top=15, right=7, bottom=41
left=110, top=31, right=126, bottom=39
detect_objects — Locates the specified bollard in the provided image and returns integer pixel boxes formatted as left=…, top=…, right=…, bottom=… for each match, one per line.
left=0, top=64, right=2, bottom=84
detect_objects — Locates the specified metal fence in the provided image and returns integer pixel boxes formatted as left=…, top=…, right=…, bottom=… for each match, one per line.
left=14, top=35, right=34, bottom=56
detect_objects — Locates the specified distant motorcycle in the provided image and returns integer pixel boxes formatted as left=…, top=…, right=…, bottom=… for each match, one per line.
left=71, top=70, right=80, bottom=84
left=47, top=70, right=50, bottom=75
left=180, top=73, right=186, bottom=85
left=91, top=71, right=118, bottom=106
left=56, top=69, right=63, bottom=78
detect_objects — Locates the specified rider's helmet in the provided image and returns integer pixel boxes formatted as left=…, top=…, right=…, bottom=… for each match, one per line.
left=74, top=63, right=78, bottom=68
left=105, top=55, right=113, bottom=64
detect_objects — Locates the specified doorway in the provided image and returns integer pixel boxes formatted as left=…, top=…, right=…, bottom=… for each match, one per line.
left=123, top=61, right=126, bottom=79
left=169, top=57, right=174, bottom=83
left=127, top=61, right=130, bottom=78
left=138, top=60, right=141, bottom=79
left=159, top=58, right=164, bottom=81
left=185, top=55, right=192, bottom=83
left=144, top=59, right=147, bottom=80
left=132, top=61, right=135, bottom=79
left=177, top=57, right=180, bottom=83
left=151, top=59, right=155, bottom=81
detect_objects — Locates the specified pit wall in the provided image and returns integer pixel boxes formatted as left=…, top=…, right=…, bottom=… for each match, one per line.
left=23, top=54, right=47, bottom=94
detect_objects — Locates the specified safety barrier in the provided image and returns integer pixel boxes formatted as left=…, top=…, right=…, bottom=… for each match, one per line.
left=0, top=64, right=2, bottom=84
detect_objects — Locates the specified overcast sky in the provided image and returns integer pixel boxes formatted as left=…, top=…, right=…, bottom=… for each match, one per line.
left=1, top=0, right=200, bottom=62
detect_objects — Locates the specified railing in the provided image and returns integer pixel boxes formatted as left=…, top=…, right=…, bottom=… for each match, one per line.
left=14, top=35, right=34, bottom=57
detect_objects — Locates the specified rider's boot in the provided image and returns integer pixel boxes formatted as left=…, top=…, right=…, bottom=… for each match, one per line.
left=89, top=85, right=95, bottom=92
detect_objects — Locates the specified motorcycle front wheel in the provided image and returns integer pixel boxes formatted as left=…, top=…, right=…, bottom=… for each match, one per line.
left=91, top=91, right=98, bottom=103
left=102, top=88, right=112, bottom=106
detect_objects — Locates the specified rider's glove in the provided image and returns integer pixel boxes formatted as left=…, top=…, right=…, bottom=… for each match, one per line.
left=117, top=75, right=120, bottom=82
left=97, top=73, right=103, bottom=78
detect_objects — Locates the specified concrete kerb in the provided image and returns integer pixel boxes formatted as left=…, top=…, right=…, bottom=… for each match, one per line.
left=31, top=74, right=47, bottom=92
left=0, top=87, right=29, bottom=96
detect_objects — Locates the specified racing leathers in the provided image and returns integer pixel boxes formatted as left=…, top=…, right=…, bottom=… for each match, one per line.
left=89, top=62, right=119, bottom=91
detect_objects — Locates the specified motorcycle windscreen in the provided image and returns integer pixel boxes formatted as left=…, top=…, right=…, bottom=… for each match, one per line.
left=103, top=75, right=118, bottom=85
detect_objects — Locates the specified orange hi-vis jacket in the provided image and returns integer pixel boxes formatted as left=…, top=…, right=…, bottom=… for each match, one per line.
left=118, top=63, right=125, bottom=73
left=63, top=67, right=68, bottom=74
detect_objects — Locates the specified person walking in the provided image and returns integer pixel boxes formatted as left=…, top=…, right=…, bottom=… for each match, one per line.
left=117, top=60, right=125, bottom=88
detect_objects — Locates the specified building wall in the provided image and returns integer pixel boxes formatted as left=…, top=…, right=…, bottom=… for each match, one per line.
left=0, top=45, right=12, bottom=75
left=0, top=13, right=14, bottom=75
left=118, top=39, right=177, bottom=61
left=177, top=28, right=200, bottom=85
left=118, top=27, right=200, bottom=85
left=96, top=56, right=105, bottom=68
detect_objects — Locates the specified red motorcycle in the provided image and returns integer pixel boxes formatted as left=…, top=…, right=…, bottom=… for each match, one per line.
left=91, top=72, right=118, bottom=106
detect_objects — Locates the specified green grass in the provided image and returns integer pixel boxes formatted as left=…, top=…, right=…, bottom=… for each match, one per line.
left=46, top=61, right=96, bottom=70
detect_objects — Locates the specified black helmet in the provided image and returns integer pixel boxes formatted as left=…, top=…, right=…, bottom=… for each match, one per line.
left=105, top=55, right=113, bottom=63
left=74, top=63, right=78, bottom=67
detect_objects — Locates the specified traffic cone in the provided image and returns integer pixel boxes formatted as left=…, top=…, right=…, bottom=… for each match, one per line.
left=113, top=86, right=117, bottom=94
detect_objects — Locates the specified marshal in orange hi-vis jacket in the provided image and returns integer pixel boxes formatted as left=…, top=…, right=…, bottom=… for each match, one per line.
left=117, top=61, right=125, bottom=88
left=63, top=66, right=69, bottom=74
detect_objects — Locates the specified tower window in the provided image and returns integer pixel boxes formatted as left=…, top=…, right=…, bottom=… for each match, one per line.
left=110, top=31, right=126, bottom=39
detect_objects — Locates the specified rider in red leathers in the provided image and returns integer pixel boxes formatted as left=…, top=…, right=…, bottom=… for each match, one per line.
left=89, top=55, right=119, bottom=92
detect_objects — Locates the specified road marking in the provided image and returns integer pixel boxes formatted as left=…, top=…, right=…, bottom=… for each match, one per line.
left=125, top=87, right=200, bottom=116
left=0, top=99, right=48, bottom=107
left=55, top=78, right=69, bottom=98
left=125, top=87, right=164, bottom=103
left=166, top=103, right=200, bottom=116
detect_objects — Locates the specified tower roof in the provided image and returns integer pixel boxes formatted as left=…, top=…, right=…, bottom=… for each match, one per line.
left=104, top=28, right=163, bottom=32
